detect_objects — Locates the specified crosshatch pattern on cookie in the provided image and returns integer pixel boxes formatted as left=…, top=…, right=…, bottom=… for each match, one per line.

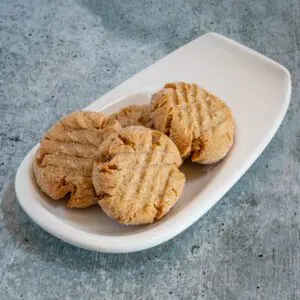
left=151, top=82, right=235, bottom=164
left=33, top=111, right=121, bottom=208
left=93, top=126, right=185, bottom=225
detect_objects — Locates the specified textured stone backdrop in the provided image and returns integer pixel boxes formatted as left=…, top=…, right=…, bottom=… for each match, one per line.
left=1, top=1, right=299, bottom=299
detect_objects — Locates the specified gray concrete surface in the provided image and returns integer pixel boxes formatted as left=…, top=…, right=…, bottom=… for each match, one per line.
left=1, top=0, right=299, bottom=299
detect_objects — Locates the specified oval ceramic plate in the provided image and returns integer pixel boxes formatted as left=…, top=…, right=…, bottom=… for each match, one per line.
left=15, top=33, right=291, bottom=253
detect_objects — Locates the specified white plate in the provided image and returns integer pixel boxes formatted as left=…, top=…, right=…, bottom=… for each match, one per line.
left=15, top=33, right=291, bottom=253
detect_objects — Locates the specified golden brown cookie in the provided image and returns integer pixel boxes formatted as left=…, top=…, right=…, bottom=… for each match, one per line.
left=151, top=82, right=235, bottom=164
left=92, top=126, right=185, bottom=225
left=108, top=104, right=153, bottom=128
left=33, top=111, right=121, bottom=208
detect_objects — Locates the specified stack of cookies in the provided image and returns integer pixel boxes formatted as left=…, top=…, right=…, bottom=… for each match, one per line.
left=33, top=82, right=235, bottom=225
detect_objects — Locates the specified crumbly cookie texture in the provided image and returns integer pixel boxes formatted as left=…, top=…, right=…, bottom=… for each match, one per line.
left=108, top=104, right=153, bottom=128
left=33, top=111, right=121, bottom=208
left=92, top=126, right=185, bottom=225
left=151, top=82, right=235, bottom=164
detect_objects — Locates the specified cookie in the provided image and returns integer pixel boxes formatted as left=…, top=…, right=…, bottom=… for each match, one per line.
left=33, top=111, right=121, bottom=208
left=151, top=82, right=235, bottom=164
left=108, top=104, right=153, bottom=128
left=92, top=126, right=185, bottom=225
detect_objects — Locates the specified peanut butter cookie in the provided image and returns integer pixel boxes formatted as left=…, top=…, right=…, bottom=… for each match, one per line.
left=33, top=111, right=120, bottom=208
left=151, top=82, right=235, bottom=164
left=92, top=126, right=185, bottom=225
left=108, top=104, right=153, bottom=128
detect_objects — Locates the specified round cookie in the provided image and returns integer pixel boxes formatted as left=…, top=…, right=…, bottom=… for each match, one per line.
left=92, top=126, right=185, bottom=225
left=33, top=111, right=121, bottom=208
left=108, top=104, right=153, bottom=128
left=151, top=82, right=235, bottom=164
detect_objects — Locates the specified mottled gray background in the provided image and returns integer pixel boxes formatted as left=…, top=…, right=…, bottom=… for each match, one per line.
left=1, top=0, right=299, bottom=299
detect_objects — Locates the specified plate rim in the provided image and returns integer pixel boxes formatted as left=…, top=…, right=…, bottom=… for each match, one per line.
left=15, top=32, right=292, bottom=253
